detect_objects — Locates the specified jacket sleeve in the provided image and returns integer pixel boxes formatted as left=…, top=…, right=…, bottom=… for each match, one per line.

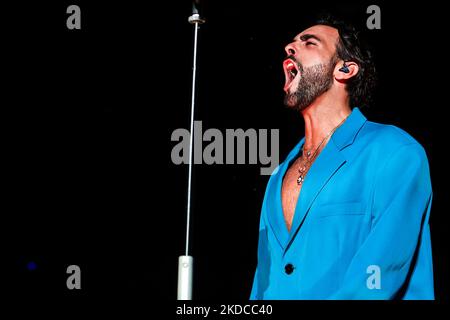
left=329, top=143, right=434, bottom=299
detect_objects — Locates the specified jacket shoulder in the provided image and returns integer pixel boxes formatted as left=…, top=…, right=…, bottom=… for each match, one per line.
left=361, top=121, right=424, bottom=152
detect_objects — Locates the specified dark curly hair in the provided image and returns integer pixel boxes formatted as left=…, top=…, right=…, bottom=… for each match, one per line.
left=315, top=15, right=377, bottom=109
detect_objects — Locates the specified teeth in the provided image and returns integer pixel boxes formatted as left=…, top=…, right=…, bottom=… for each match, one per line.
left=286, top=61, right=297, bottom=79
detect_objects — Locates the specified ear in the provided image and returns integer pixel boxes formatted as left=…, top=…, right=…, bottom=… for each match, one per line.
left=334, top=61, right=359, bottom=82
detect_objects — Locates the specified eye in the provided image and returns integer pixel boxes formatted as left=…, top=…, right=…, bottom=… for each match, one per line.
left=306, top=41, right=316, bottom=46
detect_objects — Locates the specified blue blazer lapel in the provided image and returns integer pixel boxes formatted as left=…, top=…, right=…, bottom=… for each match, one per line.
left=285, top=140, right=346, bottom=252
left=266, top=139, right=304, bottom=250
left=283, top=107, right=367, bottom=253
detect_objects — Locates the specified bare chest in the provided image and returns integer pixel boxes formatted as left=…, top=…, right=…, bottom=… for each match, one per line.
left=281, top=157, right=305, bottom=232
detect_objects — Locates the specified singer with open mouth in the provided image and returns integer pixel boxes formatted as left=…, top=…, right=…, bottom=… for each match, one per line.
left=250, top=15, right=434, bottom=300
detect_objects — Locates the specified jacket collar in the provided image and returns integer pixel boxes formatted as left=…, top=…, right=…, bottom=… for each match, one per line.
left=266, top=107, right=367, bottom=252
left=330, top=107, right=367, bottom=151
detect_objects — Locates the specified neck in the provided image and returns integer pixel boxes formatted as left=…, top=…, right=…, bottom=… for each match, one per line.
left=300, top=95, right=352, bottom=151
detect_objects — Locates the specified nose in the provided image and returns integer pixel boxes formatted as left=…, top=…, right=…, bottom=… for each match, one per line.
left=285, top=43, right=296, bottom=56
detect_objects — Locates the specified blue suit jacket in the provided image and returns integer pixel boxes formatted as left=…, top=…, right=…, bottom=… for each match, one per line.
left=250, top=108, right=434, bottom=299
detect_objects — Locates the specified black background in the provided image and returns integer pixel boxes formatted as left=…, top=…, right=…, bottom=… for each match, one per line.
left=2, top=0, right=449, bottom=312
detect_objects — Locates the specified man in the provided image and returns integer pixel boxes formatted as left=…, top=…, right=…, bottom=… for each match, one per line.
left=250, top=17, right=434, bottom=299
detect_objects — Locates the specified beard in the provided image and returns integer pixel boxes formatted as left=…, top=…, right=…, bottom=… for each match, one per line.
left=284, top=57, right=337, bottom=111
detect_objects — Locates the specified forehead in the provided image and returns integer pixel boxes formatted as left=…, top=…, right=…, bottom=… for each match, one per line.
left=295, top=25, right=339, bottom=46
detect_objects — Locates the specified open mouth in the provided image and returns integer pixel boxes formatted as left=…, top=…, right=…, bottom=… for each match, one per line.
left=283, top=58, right=300, bottom=92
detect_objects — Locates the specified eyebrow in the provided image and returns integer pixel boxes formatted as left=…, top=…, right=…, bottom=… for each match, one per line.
left=298, top=34, right=322, bottom=43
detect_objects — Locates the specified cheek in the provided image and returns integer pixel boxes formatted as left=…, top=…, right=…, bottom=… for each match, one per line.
left=301, top=52, right=331, bottom=68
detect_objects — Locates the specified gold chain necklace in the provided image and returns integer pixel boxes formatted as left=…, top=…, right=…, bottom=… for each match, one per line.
left=297, top=116, right=348, bottom=186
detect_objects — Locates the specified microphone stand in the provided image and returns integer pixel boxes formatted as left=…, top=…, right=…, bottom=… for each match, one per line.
left=177, top=3, right=205, bottom=301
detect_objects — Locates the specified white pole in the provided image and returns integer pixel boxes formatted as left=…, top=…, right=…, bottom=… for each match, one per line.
left=177, top=255, right=194, bottom=300
left=177, top=7, right=205, bottom=301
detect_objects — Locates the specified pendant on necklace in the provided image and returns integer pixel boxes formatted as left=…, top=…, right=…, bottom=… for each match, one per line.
left=297, top=174, right=305, bottom=185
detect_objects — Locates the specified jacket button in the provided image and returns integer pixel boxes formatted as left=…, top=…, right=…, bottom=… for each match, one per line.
left=285, top=263, right=294, bottom=275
